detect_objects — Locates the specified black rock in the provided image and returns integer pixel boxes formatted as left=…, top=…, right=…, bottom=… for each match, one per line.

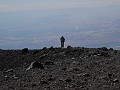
left=101, top=47, right=108, bottom=51
left=45, top=61, right=54, bottom=65
left=74, top=68, right=79, bottom=71
left=67, top=45, right=72, bottom=49
left=113, top=78, right=119, bottom=83
left=109, top=48, right=114, bottom=51
left=33, top=50, right=39, bottom=55
left=32, top=83, right=36, bottom=87
left=40, top=81, right=48, bottom=84
left=108, top=74, right=112, bottom=79
left=49, top=46, right=54, bottom=50
left=22, top=48, right=29, bottom=54
left=32, top=61, right=44, bottom=69
left=61, top=68, right=67, bottom=71
left=83, top=73, right=90, bottom=77
left=42, top=47, right=47, bottom=51
left=47, top=78, right=54, bottom=81
left=26, top=61, right=44, bottom=71
left=65, top=78, right=72, bottom=82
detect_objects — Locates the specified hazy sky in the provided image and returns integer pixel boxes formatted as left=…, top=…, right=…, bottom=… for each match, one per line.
left=0, top=0, right=120, bottom=49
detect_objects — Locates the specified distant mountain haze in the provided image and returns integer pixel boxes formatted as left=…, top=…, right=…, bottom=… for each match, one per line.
left=0, top=0, right=120, bottom=49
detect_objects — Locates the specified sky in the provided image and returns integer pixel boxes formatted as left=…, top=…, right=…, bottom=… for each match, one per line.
left=0, top=0, right=120, bottom=49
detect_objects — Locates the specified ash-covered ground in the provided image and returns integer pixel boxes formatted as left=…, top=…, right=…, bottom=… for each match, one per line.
left=0, top=47, right=120, bottom=90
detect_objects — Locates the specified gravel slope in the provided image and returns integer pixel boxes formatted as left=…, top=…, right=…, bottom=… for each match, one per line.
left=0, top=47, right=120, bottom=90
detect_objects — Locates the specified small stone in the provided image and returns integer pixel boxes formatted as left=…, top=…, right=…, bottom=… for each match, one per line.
left=5, top=69, right=13, bottom=73
left=33, top=50, right=39, bottom=55
left=65, top=78, right=72, bottom=82
left=45, top=61, right=54, bottom=65
left=13, top=75, right=18, bottom=79
left=113, top=78, right=119, bottom=83
left=74, top=68, right=79, bottom=71
left=72, top=58, right=75, bottom=60
left=26, top=61, right=44, bottom=71
left=48, top=78, right=54, bottom=81
left=83, top=73, right=90, bottom=77
left=40, top=81, right=48, bottom=84
left=22, top=48, right=29, bottom=54
left=61, top=68, right=67, bottom=71
left=32, top=83, right=36, bottom=87
left=108, top=74, right=112, bottom=79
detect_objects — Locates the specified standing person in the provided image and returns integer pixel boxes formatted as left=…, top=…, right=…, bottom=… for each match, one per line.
left=60, top=36, right=65, bottom=48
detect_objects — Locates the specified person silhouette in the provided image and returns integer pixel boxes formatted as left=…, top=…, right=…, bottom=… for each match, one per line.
left=60, top=36, right=65, bottom=48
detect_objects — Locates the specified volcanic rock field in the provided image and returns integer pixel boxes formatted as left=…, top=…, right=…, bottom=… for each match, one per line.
left=0, top=47, right=120, bottom=90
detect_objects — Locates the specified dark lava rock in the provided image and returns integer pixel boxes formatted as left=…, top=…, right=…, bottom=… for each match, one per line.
left=101, top=47, right=108, bottom=51
left=33, top=50, right=39, bottom=55
left=65, top=78, right=72, bottom=82
left=108, top=74, right=113, bottom=79
left=83, top=73, right=90, bottom=77
left=67, top=45, right=72, bottom=49
left=61, top=68, right=67, bottom=71
left=4, top=69, right=13, bottom=73
left=47, top=78, right=54, bottom=81
left=26, top=61, right=44, bottom=71
left=22, top=48, right=29, bottom=54
left=32, top=83, right=37, bottom=87
left=109, top=48, right=114, bottom=51
left=45, top=61, right=54, bottom=65
left=32, top=61, right=44, bottom=69
left=42, top=47, right=47, bottom=51
left=40, top=81, right=48, bottom=84
left=74, top=68, right=79, bottom=71
left=49, top=46, right=54, bottom=50
left=113, top=78, right=119, bottom=83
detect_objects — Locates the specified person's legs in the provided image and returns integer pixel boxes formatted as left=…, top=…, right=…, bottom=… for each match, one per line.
left=61, top=42, right=64, bottom=48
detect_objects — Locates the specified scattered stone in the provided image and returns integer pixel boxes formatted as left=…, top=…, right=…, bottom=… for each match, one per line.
left=33, top=50, right=39, bottom=55
left=47, top=78, right=54, bottom=81
left=82, top=73, right=90, bottom=77
left=40, top=81, right=48, bottom=84
left=108, top=74, right=112, bottom=79
left=72, top=57, right=75, bottom=60
left=13, top=75, right=18, bottom=79
left=49, top=46, right=54, bottom=50
left=61, top=68, right=67, bottom=71
left=98, top=52, right=110, bottom=57
left=26, top=61, right=44, bottom=71
left=113, top=78, right=119, bottom=83
left=32, top=83, right=36, bottom=87
left=22, top=48, right=29, bottom=54
left=4, top=75, right=10, bottom=80
left=5, top=69, right=13, bottom=73
left=42, top=47, right=47, bottom=51
left=101, top=47, right=108, bottom=51
left=74, top=68, right=79, bottom=71
left=67, top=45, right=72, bottom=49
left=45, top=61, right=54, bottom=65
left=109, top=48, right=114, bottom=51
left=49, top=75, right=53, bottom=77
left=65, top=78, right=72, bottom=82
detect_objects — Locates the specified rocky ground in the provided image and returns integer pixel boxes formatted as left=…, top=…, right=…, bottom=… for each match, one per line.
left=0, top=47, right=120, bottom=90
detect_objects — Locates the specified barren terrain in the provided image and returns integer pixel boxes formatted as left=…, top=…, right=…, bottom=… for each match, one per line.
left=0, top=47, right=120, bottom=90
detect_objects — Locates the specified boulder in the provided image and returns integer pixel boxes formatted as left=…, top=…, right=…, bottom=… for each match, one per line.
left=109, top=48, right=114, bottom=51
left=67, top=45, right=72, bottom=49
left=22, top=48, right=29, bottom=54
left=33, top=50, right=39, bottom=55
left=101, top=47, right=108, bottom=51
left=26, top=61, right=44, bottom=71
